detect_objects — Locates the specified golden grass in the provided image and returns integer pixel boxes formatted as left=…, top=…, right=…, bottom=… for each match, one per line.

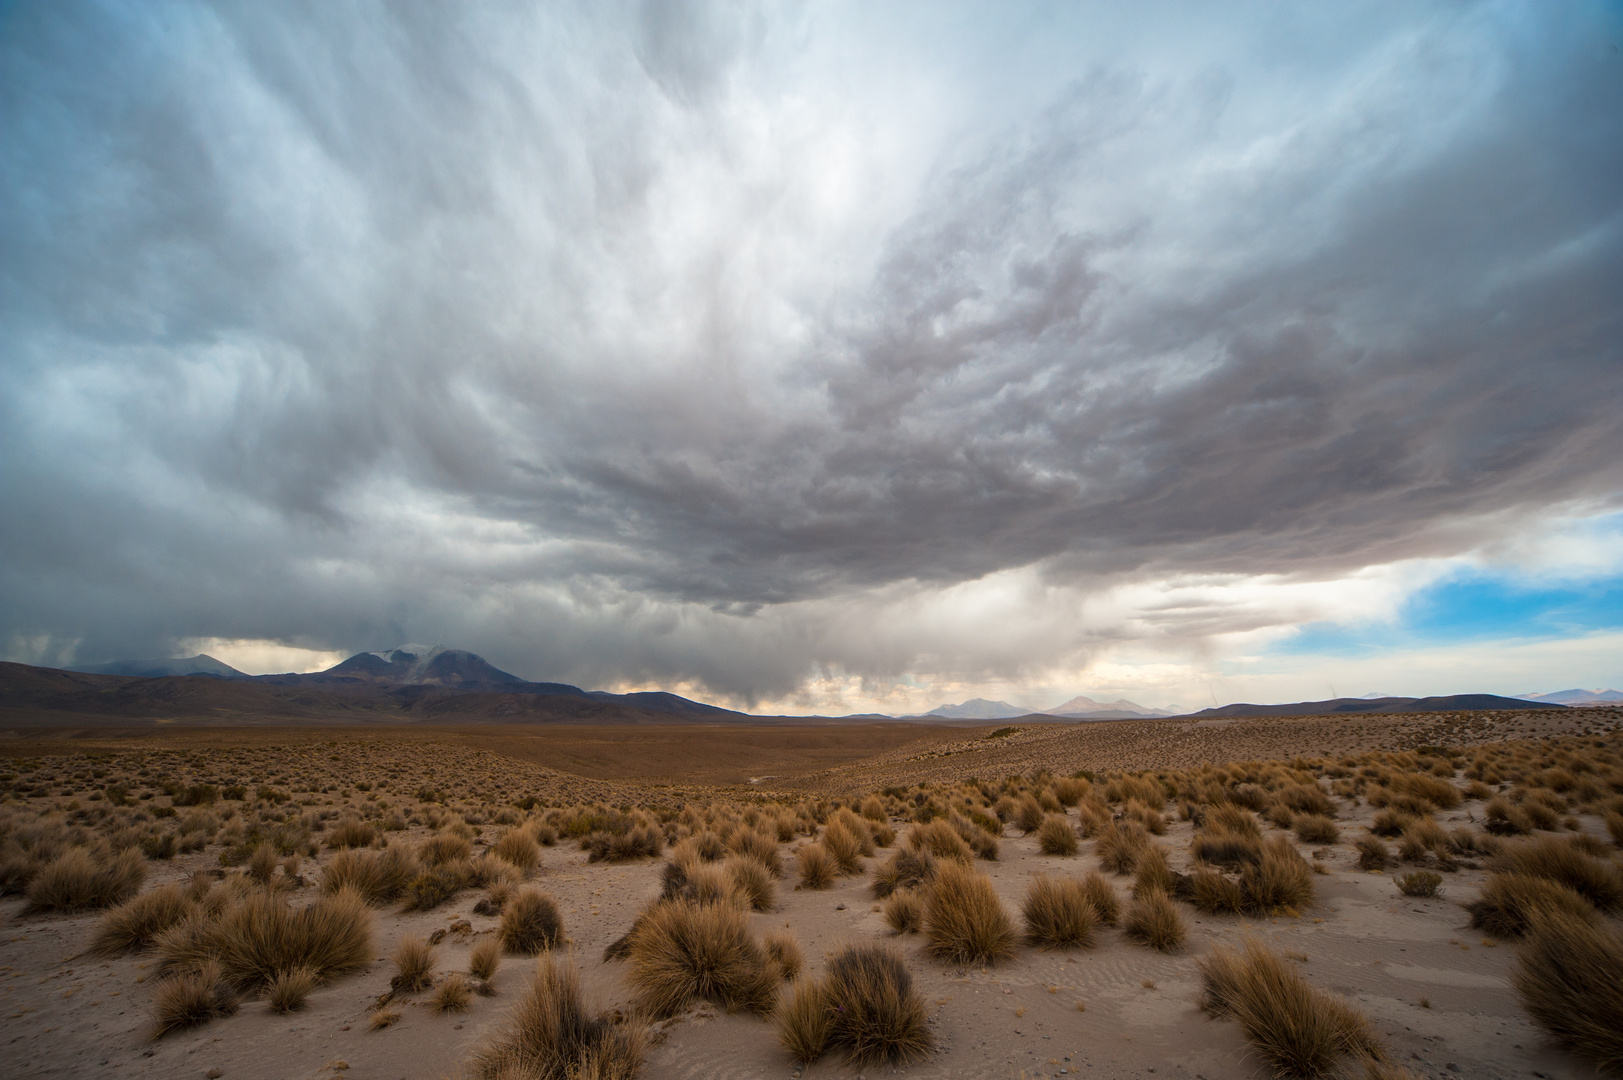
left=624, top=898, right=778, bottom=1018
left=470, top=936, right=503, bottom=982
left=1036, top=814, right=1079, bottom=856
left=905, top=819, right=974, bottom=863
left=1466, top=873, right=1599, bottom=938
left=92, top=883, right=194, bottom=955
left=923, top=860, right=1016, bottom=965
left=1200, top=937, right=1383, bottom=1078
left=392, top=934, right=437, bottom=994
left=1131, top=844, right=1178, bottom=898
left=883, top=889, right=925, bottom=934
left=156, top=885, right=373, bottom=993
left=1355, top=837, right=1391, bottom=871
left=1080, top=870, right=1121, bottom=926
left=152, top=959, right=238, bottom=1038
left=822, top=819, right=867, bottom=875
left=1293, top=815, right=1340, bottom=845
left=499, top=889, right=564, bottom=955
left=1240, top=836, right=1315, bottom=914
left=1022, top=874, right=1097, bottom=949
left=266, top=963, right=317, bottom=1013
left=871, top=846, right=937, bottom=898
left=25, top=847, right=145, bottom=912
left=1123, top=889, right=1185, bottom=952
left=795, top=842, right=836, bottom=890
left=724, top=855, right=775, bottom=912
left=473, top=955, right=646, bottom=1079
left=773, top=943, right=931, bottom=1066
left=1394, top=871, right=1442, bottom=898
left=326, top=816, right=378, bottom=850
left=763, top=931, right=803, bottom=980
left=434, top=972, right=474, bottom=1013
left=493, top=829, right=543, bottom=873
left=727, top=827, right=783, bottom=877
left=1511, top=909, right=1623, bottom=1076
left=1489, top=837, right=1623, bottom=911
left=321, top=845, right=417, bottom=905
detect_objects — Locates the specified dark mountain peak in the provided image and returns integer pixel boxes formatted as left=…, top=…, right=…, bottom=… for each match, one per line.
left=66, top=654, right=247, bottom=679
left=322, top=645, right=524, bottom=687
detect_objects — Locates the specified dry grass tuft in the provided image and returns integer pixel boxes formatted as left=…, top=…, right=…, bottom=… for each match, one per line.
left=1188, top=868, right=1246, bottom=914
left=724, top=855, right=775, bottom=912
left=1036, top=814, right=1078, bottom=856
left=434, top=972, right=474, bottom=1013
left=266, top=963, right=317, bottom=1013
left=795, top=843, right=837, bottom=890
left=1490, top=838, right=1623, bottom=911
left=1241, top=836, right=1315, bottom=914
left=152, top=960, right=238, bottom=1038
left=322, top=845, right=417, bottom=905
left=500, top=889, right=564, bottom=955
left=1511, top=909, right=1623, bottom=1075
left=1200, top=937, right=1383, bottom=1078
left=1080, top=870, right=1122, bottom=926
left=1355, top=837, right=1391, bottom=871
left=872, top=846, right=937, bottom=898
left=471, top=955, right=644, bottom=1079
left=392, top=934, right=437, bottom=994
left=1466, top=873, right=1599, bottom=939
left=1394, top=871, right=1442, bottom=898
left=774, top=943, right=932, bottom=1067
left=884, top=889, right=925, bottom=934
left=492, top=829, right=543, bottom=873
left=470, top=936, right=502, bottom=982
left=156, top=885, right=373, bottom=993
left=26, top=847, right=145, bottom=912
left=624, top=898, right=778, bottom=1018
left=923, top=861, right=1016, bottom=965
left=905, top=819, right=974, bottom=863
left=1022, top=875, right=1097, bottom=949
left=1294, top=815, right=1340, bottom=845
left=92, top=884, right=194, bottom=956
left=369, top=1007, right=401, bottom=1030
left=1096, top=820, right=1152, bottom=875
left=764, top=930, right=803, bottom=980
left=1123, top=889, right=1185, bottom=953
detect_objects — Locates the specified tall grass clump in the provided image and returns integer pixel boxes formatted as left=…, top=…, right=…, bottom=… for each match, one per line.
left=391, top=935, right=437, bottom=994
left=1466, top=873, right=1599, bottom=939
left=624, top=898, right=778, bottom=1018
left=923, top=861, right=1015, bottom=965
left=92, top=883, right=194, bottom=955
left=1124, top=890, right=1185, bottom=952
left=1036, top=814, right=1079, bottom=856
left=773, top=943, right=932, bottom=1067
left=156, top=885, right=373, bottom=994
left=499, top=889, right=564, bottom=955
left=470, top=955, right=645, bottom=1080
left=1511, top=910, right=1623, bottom=1075
left=1081, top=870, right=1122, bottom=926
left=492, top=829, right=543, bottom=873
left=1200, top=937, right=1383, bottom=1078
left=1022, top=875, right=1097, bottom=949
left=1489, top=838, right=1623, bottom=911
left=26, top=847, right=145, bottom=912
left=796, top=843, right=836, bottom=890
left=321, top=846, right=416, bottom=905
left=152, top=960, right=238, bottom=1038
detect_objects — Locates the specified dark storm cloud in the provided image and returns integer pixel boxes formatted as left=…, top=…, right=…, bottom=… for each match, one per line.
left=2, top=0, right=1620, bottom=701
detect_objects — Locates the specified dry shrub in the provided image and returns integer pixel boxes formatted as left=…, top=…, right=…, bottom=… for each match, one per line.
left=1013, top=794, right=1045, bottom=834
left=728, top=828, right=783, bottom=877
left=1355, top=837, right=1391, bottom=871
left=322, top=845, right=416, bottom=905
left=773, top=944, right=931, bottom=1067
left=1294, top=815, right=1340, bottom=845
left=1096, top=820, right=1151, bottom=875
left=152, top=960, right=238, bottom=1038
left=1511, top=910, right=1623, bottom=1075
left=871, top=846, right=937, bottom=899
left=1123, top=890, right=1185, bottom=952
left=1490, top=837, right=1623, bottom=911
left=1123, top=798, right=1168, bottom=835
left=369, top=1007, right=401, bottom=1030
left=822, top=819, right=866, bottom=875
left=156, top=886, right=373, bottom=993
left=884, top=889, right=925, bottom=934
left=1132, top=844, right=1178, bottom=898
left=1208, top=804, right=1262, bottom=836
left=419, top=832, right=474, bottom=865
left=1188, top=868, right=1246, bottom=914
left=26, top=847, right=145, bottom=912
left=401, top=861, right=471, bottom=911
left=500, top=889, right=564, bottom=955
left=1036, top=814, right=1078, bottom=856
left=1241, top=836, right=1315, bottom=914
left=1466, top=873, right=1599, bottom=938
left=471, top=936, right=502, bottom=981
left=1484, top=797, right=1533, bottom=836
left=1394, top=871, right=1442, bottom=898
left=266, top=963, right=317, bottom=1013
left=764, top=931, right=803, bottom=980
left=1606, top=810, right=1623, bottom=848
left=326, top=816, right=378, bottom=850
left=1276, top=783, right=1337, bottom=818
left=1022, top=875, right=1097, bottom=949
left=1369, top=810, right=1413, bottom=838
left=493, top=829, right=543, bottom=873
left=906, top=819, right=973, bottom=863
left=859, top=795, right=888, bottom=821
left=625, top=898, right=777, bottom=1018
left=1200, top=937, right=1383, bottom=1078
left=92, top=883, right=194, bottom=955
left=723, top=855, right=774, bottom=912
left=434, top=972, right=474, bottom=1013
left=923, top=860, right=1016, bottom=965
left=1081, top=870, right=1121, bottom=926
left=796, top=843, right=836, bottom=890
left=392, top=934, right=437, bottom=993
left=1192, top=826, right=1263, bottom=869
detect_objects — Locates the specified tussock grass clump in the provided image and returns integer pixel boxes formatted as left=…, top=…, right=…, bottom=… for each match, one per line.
left=1484, top=797, right=1533, bottom=836
left=326, top=816, right=378, bottom=850
left=1294, top=815, right=1340, bottom=845
left=872, top=846, right=937, bottom=898
left=822, top=818, right=867, bottom=875
left=724, top=855, right=775, bottom=912
left=1188, top=868, right=1246, bottom=914
left=419, top=832, right=474, bottom=866
left=1355, top=837, right=1391, bottom=871
left=728, top=828, right=783, bottom=877
left=434, top=972, right=474, bottom=1013
left=152, top=960, right=238, bottom=1038
left=322, top=845, right=417, bottom=905
left=492, top=829, right=543, bottom=873
left=796, top=842, right=836, bottom=890
left=1192, top=827, right=1263, bottom=869
left=923, top=861, right=1016, bottom=965
left=26, top=847, right=145, bottom=912
left=1123, top=890, right=1185, bottom=952
left=156, top=886, right=373, bottom=994
left=500, top=889, right=564, bottom=955
left=1606, top=810, right=1623, bottom=848
left=401, top=861, right=471, bottom=911
left=1097, top=820, right=1152, bottom=875
left=1394, top=871, right=1442, bottom=898
left=1466, top=873, right=1599, bottom=938
left=1276, top=783, right=1338, bottom=818
left=1200, top=937, right=1383, bottom=1078
left=905, top=819, right=974, bottom=863
left=625, top=898, right=778, bottom=1018
left=764, top=931, right=803, bottom=980
left=473, top=956, right=645, bottom=1079
left=884, top=889, right=925, bottom=934
left=392, top=935, right=437, bottom=993
left=1490, top=837, right=1623, bottom=911
left=1241, top=836, right=1315, bottom=914
left=470, top=936, right=502, bottom=982
left=1132, top=844, right=1178, bottom=898
left=92, top=883, right=194, bottom=955
left=1022, top=875, right=1097, bottom=949
left=1511, top=910, right=1623, bottom=1075
left=1036, top=814, right=1078, bottom=856
left=1080, top=870, right=1121, bottom=926
left=774, top=944, right=932, bottom=1067
left=266, top=963, right=317, bottom=1013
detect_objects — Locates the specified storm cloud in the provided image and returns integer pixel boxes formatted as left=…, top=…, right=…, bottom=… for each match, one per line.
left=3, top=1, right=1620, bottom=710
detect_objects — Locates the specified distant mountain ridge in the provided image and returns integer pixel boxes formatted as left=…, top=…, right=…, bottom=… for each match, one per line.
left=1183, top=693, right=1565, bottom=719
left=1519, top=689, right=1623, bottom=706
left=925, top=698, right=1030, bottom=720
left=68, top=654, right=247, bottom=679
left=923, top=694, right=1171, bottom=721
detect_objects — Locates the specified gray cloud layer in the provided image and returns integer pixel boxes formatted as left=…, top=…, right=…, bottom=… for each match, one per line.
left=3, top=1, right=1621, bottom=704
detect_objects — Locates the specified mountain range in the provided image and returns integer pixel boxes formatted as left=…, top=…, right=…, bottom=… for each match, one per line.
left=1518, top=689, right=1623, bottom=706
left=923, top=695, right=1174, bottom=720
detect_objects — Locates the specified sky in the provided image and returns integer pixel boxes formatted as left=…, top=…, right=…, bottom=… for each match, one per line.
left=2, top=0, right=1621, bottom=716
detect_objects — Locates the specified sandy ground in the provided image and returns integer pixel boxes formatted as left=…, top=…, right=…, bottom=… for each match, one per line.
left=3, top=759, right=1613, bottom=1080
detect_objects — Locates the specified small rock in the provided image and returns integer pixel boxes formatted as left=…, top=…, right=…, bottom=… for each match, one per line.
left=206, top=1071, right=223, bottom=1079
left=835, top=903, right=846, bottom=910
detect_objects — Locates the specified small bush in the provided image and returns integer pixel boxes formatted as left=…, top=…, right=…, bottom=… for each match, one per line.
left=1096, top=820, right=1151, bottom=875
left=1123, top=890, right=1185, bottom=952
left=470, top=954, right=645, bottom=1079
left=625, top=898, right=777, bottom=1018
left=492, top=829, right=542, bottom=873
left=724, top=855, right=775, bottom=912
left=764, top=931, right=803, bottom=980
left=1294, top=815, right=1340, bottom=845
left=152, top=960, right=238, bottom=1038
left=326, top=816, right=378, bottom=850
left=1395, top=871, right=1442, bottom=898
left=1240, top=835, right=1315, bottom=914
left=392, top=935, right=437, bottom=993
left=1355, top=836, right=1391, bottom=871
left=871, top=846, right=937, bottom=898
left=92, top=884, right=194, bottom=955
left=1036, top=814, right=1078, bottom=856
left=796, top=842, right=836, bottom=890
left=1511, top=910, right=1623, bottom=1075
left=883, top=889, right=925, bottom=934
left=500, top=889, right=563, bottom=955
left=1022, top=875, right=1097, bottom=949
left=1466, top=873, right=1599, bottom=938
left=774, top=944, right=932, bottom=1067
left=322, top=845, right=417, bottom=905
left=1490, top=838, right=1623, bottom=911
left=156, top=886, right=373, bottom=993
left=1200, top=937, right=1382, bottom=1078
left=434, top=972, right=473, bottom=1013
left=26, top=847, right=145, bottom=912
left=470, top=936, right=502, bottom=982
left=1080, top=870, right=1121, bottom=926
left=923, top=861, right=1016, bottom=965
left=266, top=964, right=317, bottom=1013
